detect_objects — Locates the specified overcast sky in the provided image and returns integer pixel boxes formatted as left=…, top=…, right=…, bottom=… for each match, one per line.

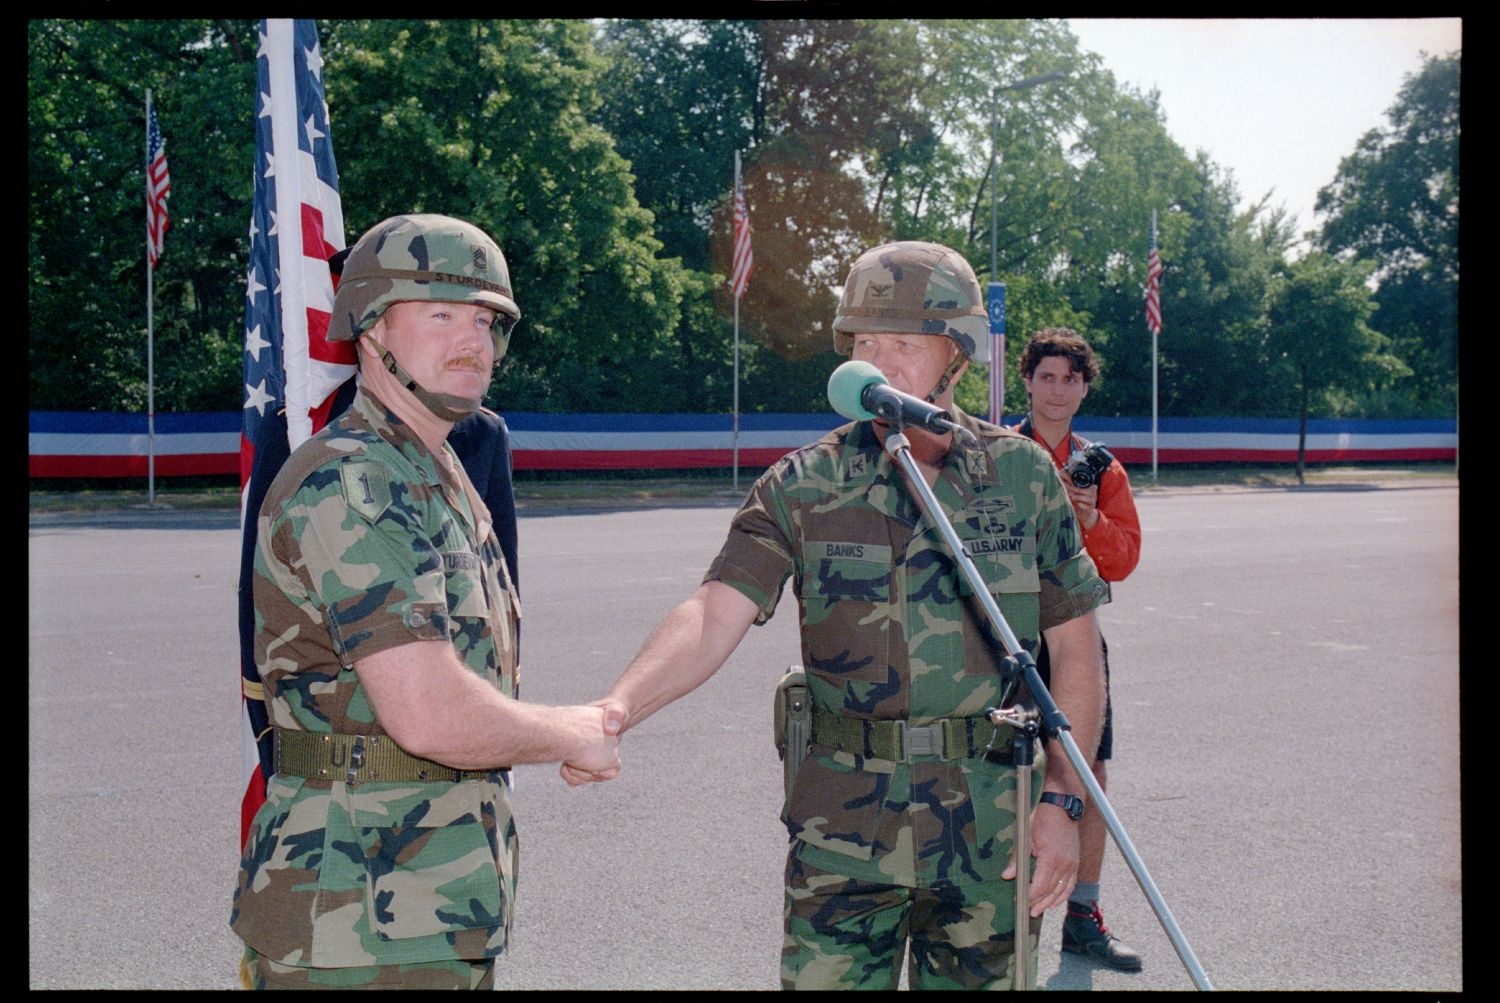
left=1066, top=18, right=1463, bottom=242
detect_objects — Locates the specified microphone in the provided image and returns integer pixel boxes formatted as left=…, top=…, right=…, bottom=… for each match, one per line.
left=827, top=360, right=978, bottom=447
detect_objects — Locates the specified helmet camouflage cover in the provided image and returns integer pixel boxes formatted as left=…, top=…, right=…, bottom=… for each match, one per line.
left=832, top=240, right=989, bottom=365
left=329, top=213, right=521, bottom=360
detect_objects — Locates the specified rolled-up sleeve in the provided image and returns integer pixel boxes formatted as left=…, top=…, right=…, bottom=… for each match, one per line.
left=703, top=466, right=796, bottom=624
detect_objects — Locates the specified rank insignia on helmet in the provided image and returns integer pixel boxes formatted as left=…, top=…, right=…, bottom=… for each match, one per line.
left=832, top=241, right=989, bottom=364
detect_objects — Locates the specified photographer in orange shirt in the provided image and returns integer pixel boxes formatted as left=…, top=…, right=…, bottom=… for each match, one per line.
left=1014, top=328, right=1143, bottom=972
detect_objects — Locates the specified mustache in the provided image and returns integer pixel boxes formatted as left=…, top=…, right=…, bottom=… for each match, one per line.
left=444, top=354, right=488, bottom=373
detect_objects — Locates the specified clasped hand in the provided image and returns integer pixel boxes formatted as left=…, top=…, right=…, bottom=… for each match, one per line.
left=559, top=699, right=629, bottom=787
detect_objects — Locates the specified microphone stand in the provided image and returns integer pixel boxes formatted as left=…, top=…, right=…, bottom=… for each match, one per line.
left=881, top=426, right=1213, bottom=991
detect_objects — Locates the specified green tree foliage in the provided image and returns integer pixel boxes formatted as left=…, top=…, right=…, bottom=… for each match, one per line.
left=595, top=19, right=775, bottom=412
left=1316, top=52, right=1458, bottom=416
left=1265, top=252, right=1405, bottom=481
left=595, top=18, right=1212, bottom=416
left=596, top=19, right=761, bottom=275
left=28, top=19, right=1453, bottom=426
left=322, top=19, right=690, bottom=413
left=597, top=19, right=909, bottom=411
left=787, top=20, right=1270, bottom=424
left=1099, top=159, right=1297, bottom=418
left=29, top=19, right=694, bottom=415
left=855, top=19, right=1090, bottom=416
left=29, top=19, right=257, bottom=412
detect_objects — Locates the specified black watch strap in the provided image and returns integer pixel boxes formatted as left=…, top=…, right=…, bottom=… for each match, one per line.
left=1039, top=791, right=1085, bottom=821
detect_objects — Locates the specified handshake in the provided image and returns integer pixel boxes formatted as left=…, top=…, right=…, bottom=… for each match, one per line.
left=557, top=698, right=630, bottom=787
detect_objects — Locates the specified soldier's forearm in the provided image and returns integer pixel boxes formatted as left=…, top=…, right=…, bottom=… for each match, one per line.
left=606, top=596, right=725, bottom=727
left=606, top=582, right=756, bottom=729
left=357, top=641, right=609, bottom=770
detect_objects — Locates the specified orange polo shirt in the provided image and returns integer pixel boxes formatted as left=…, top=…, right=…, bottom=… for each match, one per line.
left=1019, top=423, right=1141, bottom=583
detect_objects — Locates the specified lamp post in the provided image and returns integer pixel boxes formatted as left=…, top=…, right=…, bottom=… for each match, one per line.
left=987, top=68, right=1067, bottom=425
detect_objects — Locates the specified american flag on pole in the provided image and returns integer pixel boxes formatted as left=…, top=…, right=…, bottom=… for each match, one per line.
left=145, top=95, right=171, bottom=268
left=1145, top=220, right=1163, bottom=337
left=731, top=152, right=753, bottom=299
left=239, top=18, right=354, bottom=847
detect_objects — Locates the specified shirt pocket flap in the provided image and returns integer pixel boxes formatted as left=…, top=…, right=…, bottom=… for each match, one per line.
left=799, top=542, right=892, bottom=602
left=955, top=547, right=1040, bottom=597
left=348, top=783, right=503, bottom=943
left=783, top=751, right=885, bottom=862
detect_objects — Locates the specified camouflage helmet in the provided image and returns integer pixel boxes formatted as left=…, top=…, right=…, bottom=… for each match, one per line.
left=328, top=213, right=521, bottom=360
left=832, top=241, right=988, bottom=365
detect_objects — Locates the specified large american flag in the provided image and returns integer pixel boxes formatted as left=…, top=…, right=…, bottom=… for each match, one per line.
left=1145, top=221, right=1163, bottom=337
left=145, top=95, right=171, bottom=268
left=239, top=18, right=355, bottom=847
left=731, top=151, right=753, bottom=299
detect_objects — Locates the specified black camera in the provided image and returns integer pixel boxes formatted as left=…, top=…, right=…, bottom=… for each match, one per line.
left=1063, top=442, right=1115, bottom=489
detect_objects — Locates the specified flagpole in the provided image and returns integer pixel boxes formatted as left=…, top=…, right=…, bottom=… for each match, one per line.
left=733, top=288, right=741, bottom=493
left=728, top=149, right=755, bottom=493
left=732, top=150, right=743, bottom=493
left=1151, top=209, right=1159, bottom=484
left=732, top=149, right=750, bottom=491
left=145, top=89, right=156, bottom=506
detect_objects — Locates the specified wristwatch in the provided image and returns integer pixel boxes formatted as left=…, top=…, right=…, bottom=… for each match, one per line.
left=1039, top=791, right=1085, bottom=821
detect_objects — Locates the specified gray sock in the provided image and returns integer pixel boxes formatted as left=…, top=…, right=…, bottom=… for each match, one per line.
left=1069, top=882, right=1101, bottom=908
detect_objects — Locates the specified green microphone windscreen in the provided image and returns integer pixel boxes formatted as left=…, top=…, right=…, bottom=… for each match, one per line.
left=827, top=360, right=887, bottom=421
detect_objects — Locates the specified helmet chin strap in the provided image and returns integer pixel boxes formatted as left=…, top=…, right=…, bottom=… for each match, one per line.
left=924, top=351, right=968, bottom=405
left=363, top=333, right=482, bottom=424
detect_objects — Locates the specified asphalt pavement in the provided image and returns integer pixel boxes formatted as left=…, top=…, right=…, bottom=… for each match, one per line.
left=28, top=482, right=1462, bottom=990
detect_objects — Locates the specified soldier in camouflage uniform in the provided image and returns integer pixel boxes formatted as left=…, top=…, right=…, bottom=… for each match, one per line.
left=232, top=214, right=621, bottom=990
left=575, top=241, right=1109, bottom=989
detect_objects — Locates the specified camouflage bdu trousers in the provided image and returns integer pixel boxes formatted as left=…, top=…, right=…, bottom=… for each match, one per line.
left=781, top=856, right=1041, bottom=990
left=240, top=946, right=494, bottom=990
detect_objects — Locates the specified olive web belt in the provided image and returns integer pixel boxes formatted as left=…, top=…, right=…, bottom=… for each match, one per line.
left=810, top=705, right=1017, bottom=763
left=274, top=729, right=502, bottom=785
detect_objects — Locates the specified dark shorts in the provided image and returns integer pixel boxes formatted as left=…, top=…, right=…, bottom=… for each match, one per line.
left=1032, top=635, right=1113, bottom=762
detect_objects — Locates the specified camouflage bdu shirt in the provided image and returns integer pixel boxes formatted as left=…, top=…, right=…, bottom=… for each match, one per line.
left=706, top=411, right=1108, bottom=888
left=231, top=388, right=521, bottom=969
